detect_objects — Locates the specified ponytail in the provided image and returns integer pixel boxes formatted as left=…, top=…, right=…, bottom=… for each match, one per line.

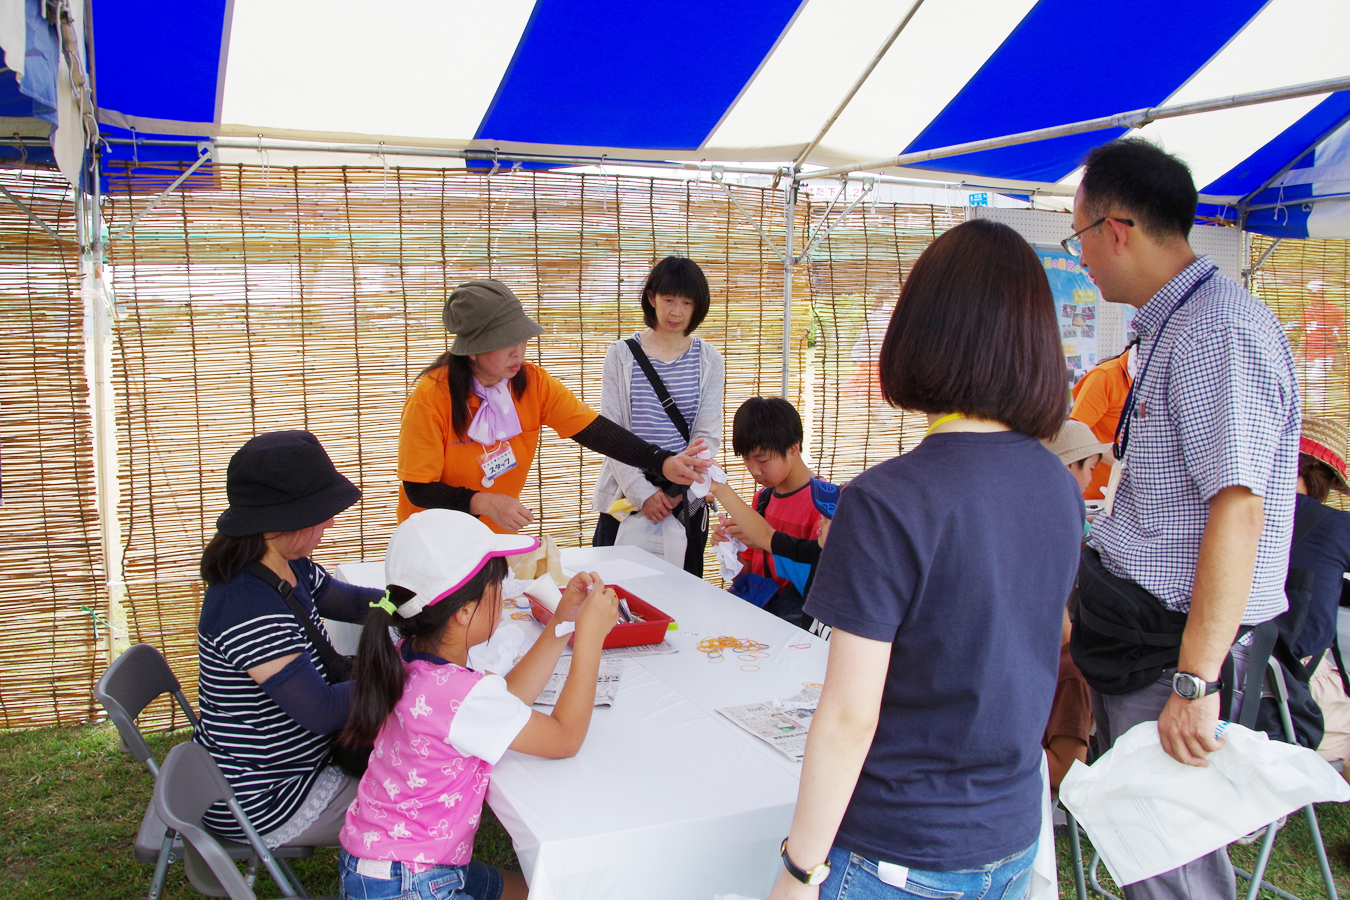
left=340, top=557, right=510, bottom=747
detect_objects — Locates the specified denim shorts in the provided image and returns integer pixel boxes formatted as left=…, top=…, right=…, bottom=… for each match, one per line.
left=817, top=840, right=1037, bottom=900
left=338, top=849, right=504, bottom=900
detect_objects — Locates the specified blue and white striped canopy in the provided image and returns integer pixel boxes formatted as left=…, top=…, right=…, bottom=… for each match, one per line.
left=10, top=0, right=1350, bottom=237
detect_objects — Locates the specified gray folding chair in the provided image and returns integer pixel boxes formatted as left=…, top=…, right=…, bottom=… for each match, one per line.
left=93, top=643, right=313, bottom=900
left=154, top=741, right=331, bottom=900
left=1064, top=656, right=1341, bottom=900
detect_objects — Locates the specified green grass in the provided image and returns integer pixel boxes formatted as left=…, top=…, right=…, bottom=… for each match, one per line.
left=2, top=721, right=1347, bottom=898
left=0, top=723, right=519, bottom=899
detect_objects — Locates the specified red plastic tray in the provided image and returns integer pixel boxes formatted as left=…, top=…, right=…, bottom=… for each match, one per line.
left=528, top=585, right=672, bottom=649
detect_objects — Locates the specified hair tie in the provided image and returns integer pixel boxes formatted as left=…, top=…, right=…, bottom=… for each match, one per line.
left=370, top=591, right=398, bottom=616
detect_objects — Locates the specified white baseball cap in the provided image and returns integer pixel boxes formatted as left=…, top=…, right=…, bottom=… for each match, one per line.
left=385, top=509, right=538, bottom=618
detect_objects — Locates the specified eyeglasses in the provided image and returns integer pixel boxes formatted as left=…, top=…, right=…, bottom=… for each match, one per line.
left=1061, top=216, right=1134, bottom=257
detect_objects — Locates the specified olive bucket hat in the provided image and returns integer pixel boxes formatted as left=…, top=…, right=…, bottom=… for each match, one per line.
left=443, top=280, right=545, bottom=355
left=216, top=430, right=363, bottom=536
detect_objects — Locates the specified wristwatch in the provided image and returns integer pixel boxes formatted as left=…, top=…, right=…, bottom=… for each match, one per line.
left=781, top=839, right=831, bottom=886
left=1172, top=671, right=1221, bottom=700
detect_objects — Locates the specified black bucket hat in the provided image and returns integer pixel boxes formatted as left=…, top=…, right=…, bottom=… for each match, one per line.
left=216, top=431, right=362, bottom=536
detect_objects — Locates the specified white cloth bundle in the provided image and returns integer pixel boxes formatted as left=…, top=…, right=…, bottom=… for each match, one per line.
left=1060, top=721, right=1349, bottom=885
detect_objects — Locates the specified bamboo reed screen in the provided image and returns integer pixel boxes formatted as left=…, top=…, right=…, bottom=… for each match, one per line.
left=1, top=158, right=1348, bottom=732
left=1249, top=233, right=1350, bottom=510
left=0, top=168, right=104, bottom=729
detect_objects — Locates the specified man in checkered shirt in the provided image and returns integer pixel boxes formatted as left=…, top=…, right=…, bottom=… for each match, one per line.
left=1070, top=139, right=1299, bottom=900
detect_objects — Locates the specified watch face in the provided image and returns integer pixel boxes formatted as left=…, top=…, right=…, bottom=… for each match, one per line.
left=808, top=864, right=831, bottom=886
left=1174, top=673, right=1199, bottom=699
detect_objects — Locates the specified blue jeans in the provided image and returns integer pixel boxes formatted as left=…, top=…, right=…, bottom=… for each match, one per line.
left=338, top=849, right=503, bottom=900
left=817, top=841, right=1037, bottom=900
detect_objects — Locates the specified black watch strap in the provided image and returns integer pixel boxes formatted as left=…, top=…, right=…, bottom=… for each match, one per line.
left=1172, top=671, right=1221, bottom=700
left=781, top=839, right=830, bottom=886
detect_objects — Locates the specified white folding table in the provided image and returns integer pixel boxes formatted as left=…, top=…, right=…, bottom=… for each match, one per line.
left=337, top=544, right=828, bottom=900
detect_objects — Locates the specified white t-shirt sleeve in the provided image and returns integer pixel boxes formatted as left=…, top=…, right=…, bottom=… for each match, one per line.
left=446, top=673, right=533, bottom=764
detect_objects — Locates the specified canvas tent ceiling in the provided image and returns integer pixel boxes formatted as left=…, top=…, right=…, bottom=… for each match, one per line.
left=4, top=0, right=1350, bottom=236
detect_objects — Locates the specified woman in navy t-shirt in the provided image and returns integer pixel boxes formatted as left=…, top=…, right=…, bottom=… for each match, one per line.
left=770, top=220, right=1083, bottom=900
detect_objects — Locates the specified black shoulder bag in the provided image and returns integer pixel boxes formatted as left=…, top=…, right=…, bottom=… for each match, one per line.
left=245, top=562, right=354, bottom=682
left=245, top=562, right=371, bottom=775
left=627, top=337, right=694, bottom=501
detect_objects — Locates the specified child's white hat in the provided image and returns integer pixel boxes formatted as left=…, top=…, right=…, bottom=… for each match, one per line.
left=385, top=509, right=538, bottom=618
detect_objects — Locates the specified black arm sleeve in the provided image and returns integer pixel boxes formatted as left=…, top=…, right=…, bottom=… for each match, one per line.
left=314, top=578, right=383, bottom=625
left=771, top=530, right=824, bottom=566
left=260, top=654, right=353, bottom=736
left=403, top=480, right=477, bottom=513
left=571, top=415, right=674, bottom=476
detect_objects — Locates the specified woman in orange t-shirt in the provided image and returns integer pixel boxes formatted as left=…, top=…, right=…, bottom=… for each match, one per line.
left=1069, top=340, right=1136, bottom=500
left=398, top=280, right=708, bottom=533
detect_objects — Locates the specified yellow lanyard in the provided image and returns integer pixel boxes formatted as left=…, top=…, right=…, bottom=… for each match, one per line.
left=924, top=412, right=966, bottom=437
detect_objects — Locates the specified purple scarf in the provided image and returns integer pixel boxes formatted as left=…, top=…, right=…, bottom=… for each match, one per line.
left=467, top=378, right=523, bottom=445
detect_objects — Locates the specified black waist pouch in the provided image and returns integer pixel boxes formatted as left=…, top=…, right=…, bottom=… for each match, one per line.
left=1071, top=547, right=1189, bottom=696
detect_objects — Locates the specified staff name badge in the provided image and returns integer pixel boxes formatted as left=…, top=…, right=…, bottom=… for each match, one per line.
left=479, top=442, right=518, bottom=488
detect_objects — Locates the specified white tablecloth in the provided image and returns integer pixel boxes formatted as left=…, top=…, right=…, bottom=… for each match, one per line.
left=337, top=544, right=829, bottom=900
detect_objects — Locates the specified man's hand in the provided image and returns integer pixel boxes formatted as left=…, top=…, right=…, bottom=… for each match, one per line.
left=1157, top=691, right=1224, bottom=766
left=641, top=491, right=677, bottom=523
left=469, top=492, right=535, bottom=531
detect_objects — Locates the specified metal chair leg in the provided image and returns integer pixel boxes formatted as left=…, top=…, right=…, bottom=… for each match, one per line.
left=277, top=857, right=310, bottom=898
left=1065, top=808, right=1088, bottom=900
left=1241, top=817, right=1283, bottom=900
left=147, top=830, right=176, bottom=900
left=1087, top=849, right=1123, bottom=900
left=1303, top=802, right=1339, bottom=900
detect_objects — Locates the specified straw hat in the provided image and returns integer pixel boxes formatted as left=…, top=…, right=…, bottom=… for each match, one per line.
left=1300, top=416, right=1350, bottom=495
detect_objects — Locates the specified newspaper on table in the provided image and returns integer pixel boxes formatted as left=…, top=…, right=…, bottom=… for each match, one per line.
left=560, top=640, right=679, bottom=660
left=716, top=685, right=821, bottom=762
left=533, top=657, right=625, bottom=707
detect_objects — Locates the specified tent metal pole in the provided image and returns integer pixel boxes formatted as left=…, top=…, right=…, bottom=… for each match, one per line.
left=806, top=75, right=1350, bottom=180
left=782, top=181, right=796, bottom=400
left=1236, top=110, right=1350, bottom=212
left=1244, top=191, right=1350, bottom=213
left=792, top=0, right=927, bottom=170
left=1243, top=237, right=1281, bottom=289
left=82, top=142, right=127, bottom=663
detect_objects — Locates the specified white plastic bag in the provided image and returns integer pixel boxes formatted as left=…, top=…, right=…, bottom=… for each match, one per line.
left=615, top=507, right=687, bottom=565
left=1060, top=721, right=1349, bottom=885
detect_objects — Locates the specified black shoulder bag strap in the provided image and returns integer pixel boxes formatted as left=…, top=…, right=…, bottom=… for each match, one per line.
left=245, top=562, right=353, bottom=683
left=625, top=338, right=691, bottom=443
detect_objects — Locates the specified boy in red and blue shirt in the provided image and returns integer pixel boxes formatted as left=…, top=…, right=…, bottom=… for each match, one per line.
left=710, top=397, right=837, bottom=632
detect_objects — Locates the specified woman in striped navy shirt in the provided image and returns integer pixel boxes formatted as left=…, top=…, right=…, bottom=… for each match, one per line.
left=194, top=431, right=382, bottom=848
left=591, top=257, right=725, bottom=576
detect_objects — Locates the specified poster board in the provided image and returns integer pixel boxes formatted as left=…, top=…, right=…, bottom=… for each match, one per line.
left=969, top=207, right=1245, bottom=369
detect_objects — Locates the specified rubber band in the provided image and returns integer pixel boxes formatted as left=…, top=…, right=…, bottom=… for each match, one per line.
left=746, top=651, right=770, bottom=659
left=696, top=636, right=769, bottom=654
left=509, top=612, right=532, bottom=620
left=708, top=655, right=725, bottom=664
left=738, top=654, right=758, bottom=662
left=789, top=643, right=811, bottom=649
left=802, top=682, right=824, bottom=689
left=740, top=665, right=760, bottom=672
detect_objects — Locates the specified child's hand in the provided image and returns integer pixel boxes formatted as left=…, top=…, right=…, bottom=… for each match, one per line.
left=711, top=513, right=731, bottom=544
left=575, top=581, right=621, bottom=643
left=553, top=571, right=597, bottom=622
left=817, top=518, right=831, bottom=548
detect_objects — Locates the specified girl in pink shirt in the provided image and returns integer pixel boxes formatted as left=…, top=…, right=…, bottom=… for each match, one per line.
left=338, top=509, right=618, bottom=900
